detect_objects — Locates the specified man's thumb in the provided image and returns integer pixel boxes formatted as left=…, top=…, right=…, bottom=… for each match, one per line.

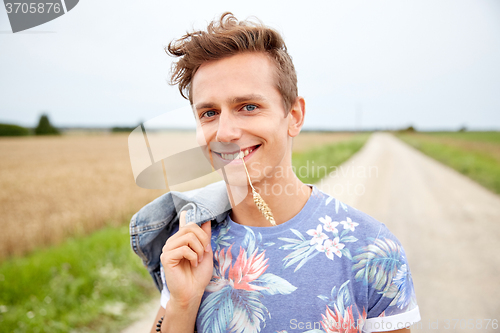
left=201, top=220, right=212, bottom=250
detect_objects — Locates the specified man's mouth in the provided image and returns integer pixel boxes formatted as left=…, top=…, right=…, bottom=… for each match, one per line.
left=213, top=144, right=261, bottom=161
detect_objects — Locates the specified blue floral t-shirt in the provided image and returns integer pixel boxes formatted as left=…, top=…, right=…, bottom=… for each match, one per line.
left=161, top=184, right=420, bottom=333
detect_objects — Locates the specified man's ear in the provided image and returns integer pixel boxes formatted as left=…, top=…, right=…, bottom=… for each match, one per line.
left=287, top=96, right=306, bottom=138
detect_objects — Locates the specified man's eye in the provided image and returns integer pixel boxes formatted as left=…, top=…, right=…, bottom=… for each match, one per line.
left=243, top=104, right=257, bottom=112
left=202, top=110, right=217, bottom=118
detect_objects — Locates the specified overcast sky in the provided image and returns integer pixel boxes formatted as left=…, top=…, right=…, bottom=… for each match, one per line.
left=1, top=0, right=499, bottom=131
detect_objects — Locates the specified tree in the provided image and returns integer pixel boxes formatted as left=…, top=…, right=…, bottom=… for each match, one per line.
left=403, top=125, right=416, bottom=132
left=35, top=114, right=60, bottom=135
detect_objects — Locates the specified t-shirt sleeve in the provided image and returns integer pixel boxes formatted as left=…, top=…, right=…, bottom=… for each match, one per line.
left=362, top=225, right=420, bottom=332
left=160, top=263, right=170, bottom=309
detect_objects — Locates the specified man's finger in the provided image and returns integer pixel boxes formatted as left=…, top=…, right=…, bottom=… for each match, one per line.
left=201, top=220, right=212, bottom=252
left=179, top=210, right=187, bottom=228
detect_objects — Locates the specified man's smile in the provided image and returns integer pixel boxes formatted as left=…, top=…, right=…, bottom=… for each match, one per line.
left=212, top=144, right=261, bottom=162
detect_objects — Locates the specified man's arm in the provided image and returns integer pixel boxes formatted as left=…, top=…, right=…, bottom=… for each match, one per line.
left=150, top=302, right=201, bottom=333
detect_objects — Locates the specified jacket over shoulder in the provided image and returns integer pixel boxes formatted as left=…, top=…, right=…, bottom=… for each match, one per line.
left=129, top=180, right=231, bottom=291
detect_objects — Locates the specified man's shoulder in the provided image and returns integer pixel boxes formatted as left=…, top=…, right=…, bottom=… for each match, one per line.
left=133, top=190, right=175, bottom=223
left=306, top=186, right=391, bottom=243
left=310, top=186, right=382, bottom=225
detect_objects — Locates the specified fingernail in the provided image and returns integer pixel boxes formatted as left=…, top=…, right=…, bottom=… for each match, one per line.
left=199, top=254, right=203, bottom=263
left=205, top=243, right=211, bottom=252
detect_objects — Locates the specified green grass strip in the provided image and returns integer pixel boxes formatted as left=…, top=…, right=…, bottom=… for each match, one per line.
left=292, top=133, right=371, bottom=184
left=397, top=133, right=500, bottom=195
left=0, top=223, right=156, bottom=333
left=407, top=131, right=500, bottom=144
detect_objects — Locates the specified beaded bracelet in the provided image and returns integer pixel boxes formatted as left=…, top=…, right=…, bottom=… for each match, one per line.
left=156, top=315, right=198, bottom=332
left=156, top=316, right=164, bottom=332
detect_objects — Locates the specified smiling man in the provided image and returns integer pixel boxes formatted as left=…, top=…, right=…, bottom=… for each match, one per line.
left=135, top=12, right=420, bottom=333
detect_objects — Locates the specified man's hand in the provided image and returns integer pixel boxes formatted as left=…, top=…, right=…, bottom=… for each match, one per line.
left=160, top=211, right=213, bottom=308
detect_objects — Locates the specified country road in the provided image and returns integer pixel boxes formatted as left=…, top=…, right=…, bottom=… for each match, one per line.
left=122, top=132, right=500, bottom=333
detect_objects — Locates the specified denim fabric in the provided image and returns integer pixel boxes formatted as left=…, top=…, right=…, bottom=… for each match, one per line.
left=129, top=180, right=231, bottom=291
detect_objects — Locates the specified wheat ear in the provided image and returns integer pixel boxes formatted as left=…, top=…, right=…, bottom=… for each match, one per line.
left=239, top=152, right=277, bottom=226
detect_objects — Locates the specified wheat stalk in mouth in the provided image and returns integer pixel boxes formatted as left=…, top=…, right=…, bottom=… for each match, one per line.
left=239, top=152, right=277, bottom=226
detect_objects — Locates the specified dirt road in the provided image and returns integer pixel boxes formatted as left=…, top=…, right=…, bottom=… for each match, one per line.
left=123, top=132, right=500, bottom=332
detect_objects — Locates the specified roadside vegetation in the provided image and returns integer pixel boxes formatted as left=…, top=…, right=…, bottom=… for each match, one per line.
left=293, top=133, right=371, bottom=184
left=0, top=224, right=157, bottom=333
left=395, top=131, right=500, bottom=195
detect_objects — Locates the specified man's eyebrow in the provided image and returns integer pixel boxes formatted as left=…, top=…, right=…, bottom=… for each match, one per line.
left=228, top=94, right=267, bottom=104
left=194, top=94, right=268, bottom=111
left=195, top=102, right=217, bottom=111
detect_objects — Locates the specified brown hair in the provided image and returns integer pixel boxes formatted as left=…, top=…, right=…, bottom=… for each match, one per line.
left=165, top=12, right=298, bottom=115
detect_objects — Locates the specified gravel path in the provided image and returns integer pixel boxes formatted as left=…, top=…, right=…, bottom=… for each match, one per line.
left=123, top=132, right=500, bottom=332
left=120, top=297, right=159, bottom=333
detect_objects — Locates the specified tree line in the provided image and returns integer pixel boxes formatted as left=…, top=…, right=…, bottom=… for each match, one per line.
left=0, top=114, right=60, bottom=136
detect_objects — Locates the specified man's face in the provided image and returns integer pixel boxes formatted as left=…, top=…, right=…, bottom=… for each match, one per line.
left=191, top=52, right=294, bottom=187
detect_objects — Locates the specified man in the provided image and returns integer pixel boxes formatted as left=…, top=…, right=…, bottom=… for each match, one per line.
left=134, top=12, right=420, bottom=333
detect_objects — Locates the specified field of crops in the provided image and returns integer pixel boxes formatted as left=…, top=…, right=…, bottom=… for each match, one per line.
left=396, top=131, right=500, bottom=195
left=0, top=131, right=359, bottom=259
left=0, top=133, right=166, bottom=259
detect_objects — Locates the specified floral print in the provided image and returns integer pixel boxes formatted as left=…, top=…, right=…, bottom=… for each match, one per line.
left=316, top=237, right=345, bottom=260
left=319, top=215, right=340, bottom=233
left=340, top=217, right=359, bottom=232
left=307, top=225, right=329, bottom=245
left=317, top=280, right=367, bottom=333
left=390, top=264, right=416, bottom=310
left=321, top=305, right=363, bottom=333
left=199, top=234, right=297, bottom=332
left=352, top=237, right=417, bottom=313
left=280, top=214, right=358, bottom=270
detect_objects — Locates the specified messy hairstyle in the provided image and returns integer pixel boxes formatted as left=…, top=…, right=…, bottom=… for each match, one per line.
left=166, top=12, right=298, bottom=115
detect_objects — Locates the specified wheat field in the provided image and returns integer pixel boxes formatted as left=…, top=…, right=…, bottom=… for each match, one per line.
left=0, top=131, right=354, bottom=259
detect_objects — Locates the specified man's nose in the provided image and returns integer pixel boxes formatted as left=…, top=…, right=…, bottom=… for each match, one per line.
left=215, top=110, right=241, bottom=143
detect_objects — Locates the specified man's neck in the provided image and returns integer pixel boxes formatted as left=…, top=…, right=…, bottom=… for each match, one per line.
left=226, top=173, right=312, bottom=227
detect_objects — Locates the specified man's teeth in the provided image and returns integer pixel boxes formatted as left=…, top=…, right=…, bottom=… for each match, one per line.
left=221, top=147, right=256, bottom=160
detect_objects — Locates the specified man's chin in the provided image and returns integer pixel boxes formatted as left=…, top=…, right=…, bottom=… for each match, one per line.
left=215, top=168, right=248, bottom=187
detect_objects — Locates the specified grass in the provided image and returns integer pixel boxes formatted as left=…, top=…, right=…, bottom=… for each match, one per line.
left=0, top=222, right=157, bottom=333
left=292, top=133, right=371, bottom=184
left=291, top=131, right=357, bottom=153
left=396, top=131, right=500, bottom=195
left=404, top=131, right=500, bottom=144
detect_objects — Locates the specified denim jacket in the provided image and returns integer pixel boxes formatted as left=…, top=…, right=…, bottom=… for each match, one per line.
left=129, top=180, right=231, bottom=291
